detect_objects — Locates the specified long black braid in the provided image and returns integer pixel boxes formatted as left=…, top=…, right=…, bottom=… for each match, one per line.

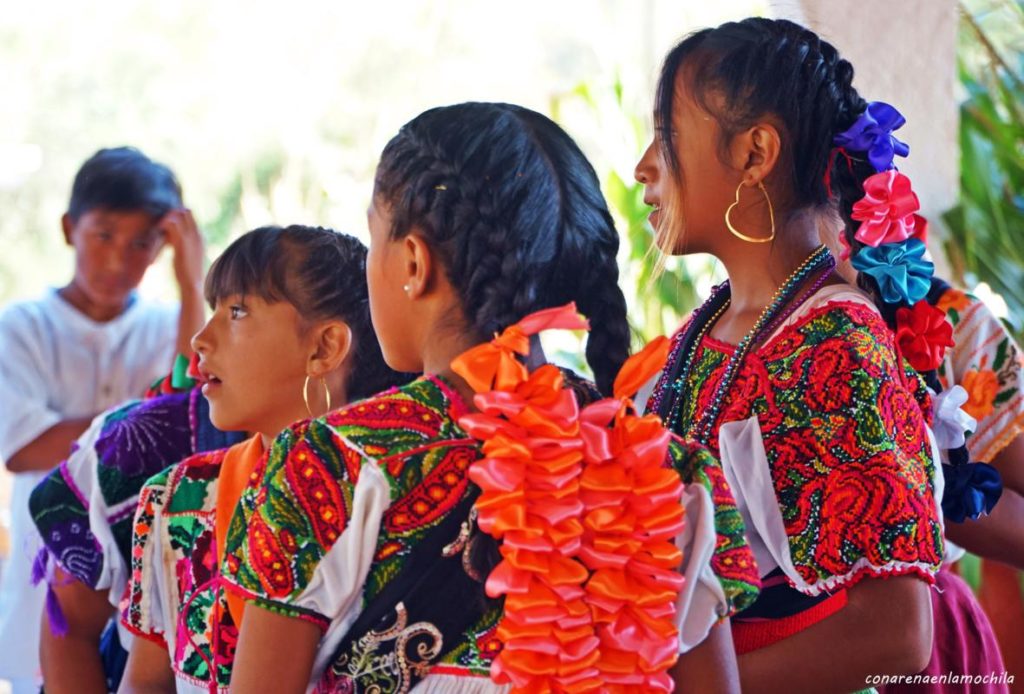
left=374, top=102, right=630, bottom=395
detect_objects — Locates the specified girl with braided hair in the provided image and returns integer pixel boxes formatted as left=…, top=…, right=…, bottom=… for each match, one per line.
left=218, top=102, right=759, bottom=693
left=637, top=17, right=962, bottom=692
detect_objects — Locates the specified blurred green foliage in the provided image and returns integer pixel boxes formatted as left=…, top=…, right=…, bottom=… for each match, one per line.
left=551, top=78, right=721, bottom=351
left=943, top=0, right=1024, bottom=337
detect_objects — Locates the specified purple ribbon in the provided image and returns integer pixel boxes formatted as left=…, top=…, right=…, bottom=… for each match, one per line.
left=833, top=101, right=910, bottom=172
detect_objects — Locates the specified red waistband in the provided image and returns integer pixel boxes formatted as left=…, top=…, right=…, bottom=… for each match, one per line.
left=731, top=590, right=848, bottom=655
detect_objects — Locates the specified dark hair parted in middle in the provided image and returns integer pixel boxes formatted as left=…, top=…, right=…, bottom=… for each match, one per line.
left=373, top=102, right=630, bottom=395
left=205, top=225, right=412, bottom=401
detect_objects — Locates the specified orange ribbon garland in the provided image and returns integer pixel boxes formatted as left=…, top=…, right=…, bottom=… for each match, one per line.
left=452, top=304, right=685, bottom=692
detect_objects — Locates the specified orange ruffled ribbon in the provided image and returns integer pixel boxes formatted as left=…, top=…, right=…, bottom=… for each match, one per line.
left=452, top=305, right=685, bottom=693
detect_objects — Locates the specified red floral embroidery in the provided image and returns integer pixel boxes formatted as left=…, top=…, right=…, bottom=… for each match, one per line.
left=803, top=338, right=859, bottom=413
left=685, top=301, right=942, bottom=591
left=878, top=379, right=928, bottom=456
left=815, top=456, right=941, bottom=576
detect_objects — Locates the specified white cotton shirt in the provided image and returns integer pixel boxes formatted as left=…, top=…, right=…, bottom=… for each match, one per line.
left=0, top=288, right=177, bottom=680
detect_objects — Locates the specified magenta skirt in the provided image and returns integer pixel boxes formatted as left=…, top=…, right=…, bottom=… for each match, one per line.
left=880, top=569, right=1008, bottom=694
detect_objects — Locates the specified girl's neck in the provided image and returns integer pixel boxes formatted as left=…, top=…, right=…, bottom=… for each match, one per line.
left=422, top=329, right=485, bottom=412
left=710, top=212, right=826, bottom=343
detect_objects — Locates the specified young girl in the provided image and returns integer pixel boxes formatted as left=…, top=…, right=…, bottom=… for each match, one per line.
left=30, top=367, right=243, bottom=694
left=636, top=18, right=946, bottom=692
left=218, top=102, right=758, bottom=692
left=119, top=226, right=409, bottom=693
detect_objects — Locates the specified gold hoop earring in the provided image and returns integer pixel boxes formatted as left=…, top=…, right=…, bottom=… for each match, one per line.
left=303, top=375, right=332, bottom=418
left=725, top=181, right=776, bottom=243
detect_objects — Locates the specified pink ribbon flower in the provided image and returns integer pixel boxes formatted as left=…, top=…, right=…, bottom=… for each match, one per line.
left=851, top=170, right=926, bottom=247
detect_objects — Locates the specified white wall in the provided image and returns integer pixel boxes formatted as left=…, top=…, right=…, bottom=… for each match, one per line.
left=773, top=0, right=960, bottom=260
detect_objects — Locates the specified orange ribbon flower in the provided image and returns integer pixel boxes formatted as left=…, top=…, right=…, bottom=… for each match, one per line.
left=453, top=306, right=685, bottom=692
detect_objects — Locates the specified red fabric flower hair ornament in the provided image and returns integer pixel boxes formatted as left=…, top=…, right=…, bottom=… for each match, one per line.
left=895, top=300, right=955, bottom=372
left=452, top=303, right=685, bottom=692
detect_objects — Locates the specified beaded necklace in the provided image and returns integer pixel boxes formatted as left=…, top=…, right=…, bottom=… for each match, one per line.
left=664, top=245, right=835, bottom=444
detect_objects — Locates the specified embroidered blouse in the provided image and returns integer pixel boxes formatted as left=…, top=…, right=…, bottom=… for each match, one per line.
left=122, top=437, right=264, bottom=694
left=649, top=286, right=944, bottom=599
left=29, top=388, right=241, bottom=612
left=219, top=375, right=760, bottom=691
left=937, top=288, right=1024, bottom=463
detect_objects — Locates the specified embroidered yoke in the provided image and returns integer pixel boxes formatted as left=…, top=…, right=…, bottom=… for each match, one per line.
left=650, top=287, right=944, bottom=644
left=219, top=374, right=761, bottom=691
left=123, top=447, right=239, bottom=693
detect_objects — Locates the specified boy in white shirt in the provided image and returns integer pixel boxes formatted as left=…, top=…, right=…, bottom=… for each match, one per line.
left=0, top=146, right=205, bottom=693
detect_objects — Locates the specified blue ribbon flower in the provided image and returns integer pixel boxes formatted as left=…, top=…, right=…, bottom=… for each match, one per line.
left=851, top=238, right=934, bottom=305
left=833, top=101, right=910, bottom=172
left=942, top=462, right=1003, bottom=523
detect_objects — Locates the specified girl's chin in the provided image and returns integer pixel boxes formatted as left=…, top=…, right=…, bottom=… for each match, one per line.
left=206, top=405, right=246, bottom=434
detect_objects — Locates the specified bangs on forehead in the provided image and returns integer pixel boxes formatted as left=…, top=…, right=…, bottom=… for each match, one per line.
left=202, top=227, right=296, bottom=308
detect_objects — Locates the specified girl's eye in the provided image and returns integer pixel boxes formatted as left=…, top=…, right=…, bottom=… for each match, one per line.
left=229, top=305, right=248, bottom=319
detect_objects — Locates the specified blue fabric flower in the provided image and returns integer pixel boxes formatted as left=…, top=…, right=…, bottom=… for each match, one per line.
left=851, top=238, right=934, bottom=305
left=942, top=462, right=1003, bottom=523
left=833, top=101, right=910, bottom=172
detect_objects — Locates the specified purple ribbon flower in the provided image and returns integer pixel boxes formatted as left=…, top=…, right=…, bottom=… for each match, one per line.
left=833, top=101, right=910, bottom=172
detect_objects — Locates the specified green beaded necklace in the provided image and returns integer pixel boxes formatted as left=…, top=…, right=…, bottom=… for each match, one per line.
left=667, top=245, right=834, bottom=444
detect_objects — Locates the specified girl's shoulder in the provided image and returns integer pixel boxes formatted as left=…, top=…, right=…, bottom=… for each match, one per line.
left=758, top=285, right=897, bottom=363
left=312, top=375, right=473, bottom=462
left=149, top=446, right=231, bottom=503
left=776, top=284, right=885, bottom=337
left=93, top=389, right=195, bottom=477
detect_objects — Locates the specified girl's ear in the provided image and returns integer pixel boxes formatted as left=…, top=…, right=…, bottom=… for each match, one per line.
left=402, top=231, right=436, bottom=298
left=731, top=121, right=782, bottom=185
left=307, top=320, right=353, bottom=377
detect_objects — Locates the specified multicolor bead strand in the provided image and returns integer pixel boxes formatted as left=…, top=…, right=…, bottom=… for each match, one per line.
left=668, top=245, right=833, bottom=444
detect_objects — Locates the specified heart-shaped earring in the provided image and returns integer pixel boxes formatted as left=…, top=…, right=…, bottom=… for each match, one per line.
left=725, top=181, right=775, bottom=243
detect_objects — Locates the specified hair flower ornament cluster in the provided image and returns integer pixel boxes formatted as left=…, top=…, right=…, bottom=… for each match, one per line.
left=834, top=101, right=1002, bottom=522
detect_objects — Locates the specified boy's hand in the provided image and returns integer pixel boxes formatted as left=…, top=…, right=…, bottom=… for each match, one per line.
left=158, top=208, right=205, bottom=293
left=158, top=209, right=206, bottom=358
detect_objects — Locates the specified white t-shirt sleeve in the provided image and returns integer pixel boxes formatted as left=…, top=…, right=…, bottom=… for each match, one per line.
left=0, top=309, right=61, bottom=461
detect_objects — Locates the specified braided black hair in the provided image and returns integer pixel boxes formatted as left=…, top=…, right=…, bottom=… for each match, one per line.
left=374, top=102, right=630, bottom=395
left=205, top=225, right=412, bottom=401
left=656, top=18, right=899, bottom=322
left=656, top=20, right=1002, bottom=521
